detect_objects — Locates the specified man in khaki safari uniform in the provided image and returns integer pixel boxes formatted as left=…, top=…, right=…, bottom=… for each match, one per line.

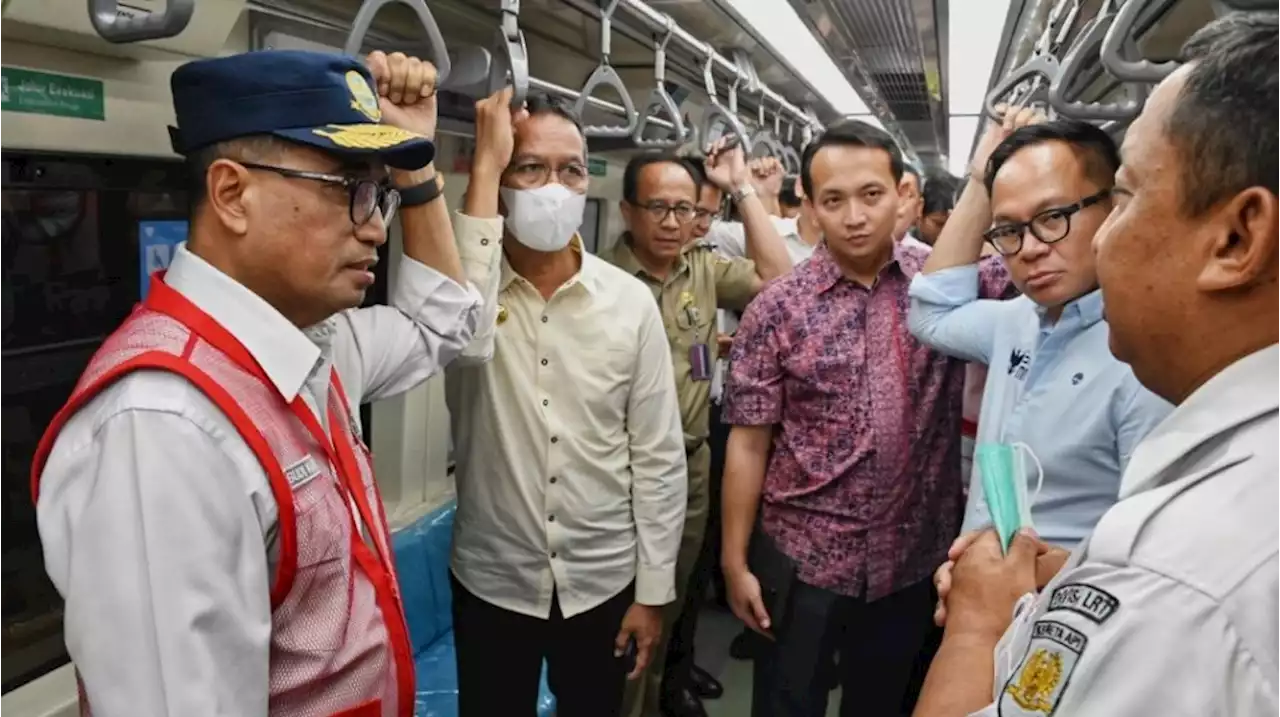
left=606, top=137, right=793, bottom=717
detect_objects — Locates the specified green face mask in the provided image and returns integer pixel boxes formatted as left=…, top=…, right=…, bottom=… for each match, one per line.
left=975, top=441, right=1044, bottom=553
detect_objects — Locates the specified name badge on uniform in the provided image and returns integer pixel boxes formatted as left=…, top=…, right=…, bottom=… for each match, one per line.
left=284, top=455, right=322, bottom=488
left=690, top=343, right=712, bottom=381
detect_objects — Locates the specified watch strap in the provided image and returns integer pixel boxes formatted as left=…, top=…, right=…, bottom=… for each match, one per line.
left=398, top=174, right=444, bottom=208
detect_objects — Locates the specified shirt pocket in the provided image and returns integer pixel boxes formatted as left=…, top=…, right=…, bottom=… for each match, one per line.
left=276, top=465, right=353, bottom=654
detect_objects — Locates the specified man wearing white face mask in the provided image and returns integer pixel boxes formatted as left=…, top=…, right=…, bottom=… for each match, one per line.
left=444, top=89, right=687, bottom=717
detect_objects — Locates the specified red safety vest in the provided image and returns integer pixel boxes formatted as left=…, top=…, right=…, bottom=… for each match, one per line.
left=30, top=275, right=415, bottom=717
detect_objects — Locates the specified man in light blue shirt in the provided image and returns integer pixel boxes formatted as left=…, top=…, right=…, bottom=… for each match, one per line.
left=908, top=114, right=1171, bottom=550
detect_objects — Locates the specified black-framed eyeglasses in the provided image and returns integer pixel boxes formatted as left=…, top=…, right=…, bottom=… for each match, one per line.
left=239, top=162, right=400, bottom=227
left=983, top=189, right=1111, bottom=256
left=634, top=201, right=697, bottom=224
left=505, top=160, right=590, bottom=190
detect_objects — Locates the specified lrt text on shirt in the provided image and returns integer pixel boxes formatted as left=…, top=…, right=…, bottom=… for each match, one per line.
left=723, top=241, right=1014, bottom=600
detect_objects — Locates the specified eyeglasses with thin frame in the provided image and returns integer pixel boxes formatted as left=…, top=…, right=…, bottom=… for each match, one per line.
left=983, top=189, right=1111, bottom=256
left=238, top=162, right=400, bottom=227
left=633, top=200, right=697, bottom=224
left=504, top=160, right=591, bottom=191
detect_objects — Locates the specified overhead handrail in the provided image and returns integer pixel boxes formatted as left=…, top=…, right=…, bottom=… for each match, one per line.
left=574, top=0, right=639, bottom=138
left=611, top=0, right=820, bottom=136
left=632, top=13, right=691, bottom=149
left=984, top=0, right=1082, bottom=121
left=700, top=49, right=750, bottom=153
left=749, top=95, right=787, bottom=159
left=88, top=0, right=194, bottom=44
left=345, top=0, right=452, bottom=85
left=1100, top=0, right=1180, bottom=83
left=486, top=0, right=530, bottom=107
left=1049, top=0, right=1148, bottom=121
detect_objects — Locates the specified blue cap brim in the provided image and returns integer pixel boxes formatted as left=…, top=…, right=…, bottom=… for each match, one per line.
left=273, top=123, right=436, bottom=170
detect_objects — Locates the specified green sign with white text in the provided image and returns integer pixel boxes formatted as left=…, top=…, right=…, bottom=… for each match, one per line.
left=587, top=157, right=608, bottom=177
left=2, top=67, right=105, bottom=121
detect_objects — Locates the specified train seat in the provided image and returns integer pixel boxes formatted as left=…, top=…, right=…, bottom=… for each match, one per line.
left=392, top=501, right=556, bottom=717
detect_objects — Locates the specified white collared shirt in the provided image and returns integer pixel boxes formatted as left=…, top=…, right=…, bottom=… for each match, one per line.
left=704, top=217, right=817, bottom=402
left=36, top=240, right=485, bottom=717
left=446, top=214, right=687, bottom=619
left=972, top=344, right=1279, bottom=717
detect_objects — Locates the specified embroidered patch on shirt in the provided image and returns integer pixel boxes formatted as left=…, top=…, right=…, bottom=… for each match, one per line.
left=1047, top=583, right=1119, bottom=625
left=1000, top=620, right=1087, bottom=716
left=1008, top=347, right=1031, bottom=380
left=284, top=455, right=322, bottom=488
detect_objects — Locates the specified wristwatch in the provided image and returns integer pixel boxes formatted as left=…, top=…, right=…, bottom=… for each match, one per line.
left=398, top=173, right=444, bottom=208
left=730, top=183, right=757, bottom=204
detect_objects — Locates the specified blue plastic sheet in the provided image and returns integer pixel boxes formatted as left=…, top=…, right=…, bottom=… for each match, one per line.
left=393, top=501, right=555, bottom=717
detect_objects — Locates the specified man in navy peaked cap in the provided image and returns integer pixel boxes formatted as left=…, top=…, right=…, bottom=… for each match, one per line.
left=33, top=48, right=496, bottom=716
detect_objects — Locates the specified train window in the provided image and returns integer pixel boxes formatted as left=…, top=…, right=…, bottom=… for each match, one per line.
left=1, top=151, right=187, bottom=692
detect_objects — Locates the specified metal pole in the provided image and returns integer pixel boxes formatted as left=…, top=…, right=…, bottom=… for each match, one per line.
left=612, top=0, right=820, bottom=130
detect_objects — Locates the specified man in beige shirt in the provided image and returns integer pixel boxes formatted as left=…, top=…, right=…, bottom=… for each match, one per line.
left=445, top=88, right=687, bottom=717
left=605, top=139, right=793, bottom=717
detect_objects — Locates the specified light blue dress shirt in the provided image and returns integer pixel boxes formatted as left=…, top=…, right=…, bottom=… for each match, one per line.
left=907, top=265, right=1173, bottom=549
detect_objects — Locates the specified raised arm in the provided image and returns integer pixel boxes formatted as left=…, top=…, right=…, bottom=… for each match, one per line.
left=331, top=55, right=497, bottom=403
left=452, top=87, right=524, bottom=366
left=704, top=140, right=793, bottom=286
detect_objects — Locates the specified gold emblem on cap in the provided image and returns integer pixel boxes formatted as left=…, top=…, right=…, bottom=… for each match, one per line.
left=497, top=305, right=509, bottom=325
left=312, top=124, right=419, bottom=149
left=345, top=70, right=382, bottom=122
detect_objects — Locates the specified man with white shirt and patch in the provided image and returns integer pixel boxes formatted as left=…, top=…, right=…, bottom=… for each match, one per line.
left=914, top=12, right=1278, bottom=716
left=445, top=91, right=688, bottom=717
left=33, top=50, right=476, bottom=716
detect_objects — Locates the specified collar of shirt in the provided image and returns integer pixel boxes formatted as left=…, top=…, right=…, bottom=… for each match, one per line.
left=610, top=232, right=691, bottom=284
left=1035, top=288, right=1104, bottom=332
left=499, top=234, right=603, bottom=296
left=1119, top=343, right=1279, bottom=500
left=164, top=243, right=324, bottom=402
left=808, top=239, right=912, bottom=295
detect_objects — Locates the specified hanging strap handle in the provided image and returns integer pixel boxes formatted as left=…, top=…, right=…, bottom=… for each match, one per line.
left=699, top=49, right=749, bottom=153
left=983, top=55, right=1062, bottom=121
left=575, top=0, right=639, bottom=138
left=748, top=95, right=786, bottom=158
left=487, top=0, right=530, bottom=108
left=1049, top=2, right=1148, bottom=121
left=345, top=0, right=452, bottom=86
left=1100, top=0, right=1180, bottom=83
left=88, top=0, right=194, bottom=43
left=632, top=14, right=690, bottom=148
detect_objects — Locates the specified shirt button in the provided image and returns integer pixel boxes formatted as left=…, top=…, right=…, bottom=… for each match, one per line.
left=550, top=476, right=558, bottom=484
left=550, top=436, right=559, bottom=444
left=480, top=238, right=489, bottom=246
left=541, top=358, right=549, bottom=366
left=548, top=514, right=556, bottom=522
left=542, top=399, right=549, bottom=406
left=541, top=316, right=549, bottom=323
left=550, top=551, right=558, bottom=559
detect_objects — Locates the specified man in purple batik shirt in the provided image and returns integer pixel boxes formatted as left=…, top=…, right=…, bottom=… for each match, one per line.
left=719, top=118, right=1014, bottom=717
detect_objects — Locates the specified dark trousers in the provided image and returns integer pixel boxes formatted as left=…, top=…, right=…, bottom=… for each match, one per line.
left=451, top=573, right=634, bottom=717
left=752, top=578, right=934, bottom=717
left=664, top=400, right=731, bottom=687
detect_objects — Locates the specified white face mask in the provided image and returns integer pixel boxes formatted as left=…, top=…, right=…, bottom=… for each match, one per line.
left=499, top=184, right=586, bottom=253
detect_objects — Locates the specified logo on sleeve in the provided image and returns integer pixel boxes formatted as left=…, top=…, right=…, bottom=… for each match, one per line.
left=1000, top=620, right=1087, bottom=716
left=1008, top=348, right=1031, bottom=380
left=1048, top=583, right=1119, bottom=624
